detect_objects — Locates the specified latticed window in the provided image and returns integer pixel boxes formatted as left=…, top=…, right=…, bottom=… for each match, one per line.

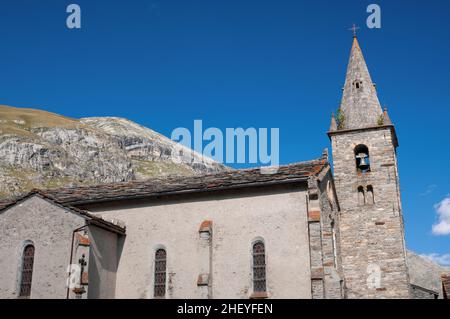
left=19, top=244, right=35, bottom=298
left=252, top=241, right=266, bottom=292
left=154, top=249, right=167, bottom=298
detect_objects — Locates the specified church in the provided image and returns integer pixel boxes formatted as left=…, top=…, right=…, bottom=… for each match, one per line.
left=0, top=36, right=445, bottom=299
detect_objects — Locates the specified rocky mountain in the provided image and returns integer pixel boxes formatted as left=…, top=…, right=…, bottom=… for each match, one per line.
left=0, top=105, right=226, bottom=198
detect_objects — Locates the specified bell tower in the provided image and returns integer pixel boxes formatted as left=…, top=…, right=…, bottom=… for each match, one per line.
left=328, top=35, right=410, bottom=298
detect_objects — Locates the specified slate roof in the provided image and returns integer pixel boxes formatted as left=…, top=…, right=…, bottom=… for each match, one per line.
left=44, top=158, right=327, bottom=205
left=0, top=199, right=12, bottom=211
left=0, top=157, right=327, bottom=208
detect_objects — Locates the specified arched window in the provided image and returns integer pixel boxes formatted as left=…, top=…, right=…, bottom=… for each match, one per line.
left=367, top=186, right=375, bottom=205
left=154, top=248, right=167, bottom=298
left=19, top=244, right=35, bottom=298
left=252, top=241, right=266, bottom=293
left=354, top=144, right=371, bottom=173
left=358, top=186, right=365, bottom=206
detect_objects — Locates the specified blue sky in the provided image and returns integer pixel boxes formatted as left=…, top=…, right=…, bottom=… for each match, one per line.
left=0, top=0, right=449, bottom=263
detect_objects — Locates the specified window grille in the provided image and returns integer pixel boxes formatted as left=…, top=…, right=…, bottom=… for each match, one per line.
left=252, top=242, right=266, bottom=292
left=154, top=249, right=167, bottom=298
left=19, top=244, right=35, bottom=298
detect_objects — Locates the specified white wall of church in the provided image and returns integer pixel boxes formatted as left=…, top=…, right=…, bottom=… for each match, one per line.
left=87, top=225, right=120, bottom=299
left=0, top=196, right=85, bottom=299
left=85, top=184, right=312, bottom=299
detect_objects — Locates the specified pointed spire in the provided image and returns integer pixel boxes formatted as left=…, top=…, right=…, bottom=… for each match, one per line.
left=322, top=148, right=329, bottom=161
left=329, top=112, right=337, bottom=131
left=339, top=36, right=383, bottom=130
left=383, top=107, right=392, bottom=125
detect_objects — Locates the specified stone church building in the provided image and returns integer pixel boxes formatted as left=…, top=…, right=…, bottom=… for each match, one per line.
left=0, top=37, right=445, bottom=299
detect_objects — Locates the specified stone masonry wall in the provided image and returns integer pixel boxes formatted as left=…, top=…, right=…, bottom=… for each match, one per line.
left=307, top=164, right=344, bottom=299
left=330, top=127, right=410, bottom=298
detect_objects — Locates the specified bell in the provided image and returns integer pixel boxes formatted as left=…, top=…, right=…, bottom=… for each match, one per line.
left=357, top=153, right=369, bottom=170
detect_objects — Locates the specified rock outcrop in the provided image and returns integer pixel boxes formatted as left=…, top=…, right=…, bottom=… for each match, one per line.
left=0, top=105, right=226, bottom=198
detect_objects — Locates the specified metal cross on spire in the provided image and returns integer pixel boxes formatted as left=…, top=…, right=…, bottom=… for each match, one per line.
left=348, top=24, right=360, bottom=37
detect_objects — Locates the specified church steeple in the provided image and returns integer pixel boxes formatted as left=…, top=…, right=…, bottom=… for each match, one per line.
left=339, top=36, right=383, bottom=130
left=329, top=113, right=337, bottom=131
left=328, top=35, right=410, bottom=299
